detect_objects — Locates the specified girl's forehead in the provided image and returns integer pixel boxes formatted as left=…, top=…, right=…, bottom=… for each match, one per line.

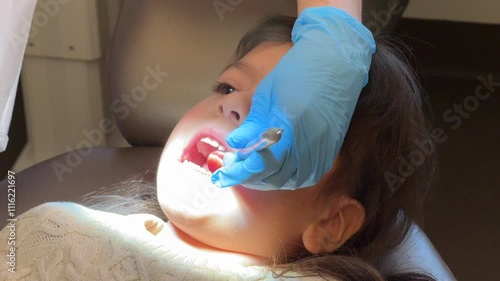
left=234, top=44, right=292, bottom=73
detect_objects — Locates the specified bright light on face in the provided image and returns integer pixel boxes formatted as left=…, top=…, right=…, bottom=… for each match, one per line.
left=157, top=157, right=240, bottom=219
left=157, top=130, right=240, bottom=217
left=156, top=43, right=321, bottom=260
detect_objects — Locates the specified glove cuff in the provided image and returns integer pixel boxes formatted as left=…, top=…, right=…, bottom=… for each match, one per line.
left=292, top=6, right=376, bottom=53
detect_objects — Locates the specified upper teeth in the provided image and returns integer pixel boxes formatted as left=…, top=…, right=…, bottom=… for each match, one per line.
left=200, top=137, right=225, bottom=151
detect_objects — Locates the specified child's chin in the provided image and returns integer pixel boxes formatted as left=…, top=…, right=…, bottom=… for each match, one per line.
left=158, top=160, right=240, bottom=220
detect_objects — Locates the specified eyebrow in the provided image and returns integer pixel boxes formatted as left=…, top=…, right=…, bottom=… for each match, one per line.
left=221, top=61, right=253, bottom=75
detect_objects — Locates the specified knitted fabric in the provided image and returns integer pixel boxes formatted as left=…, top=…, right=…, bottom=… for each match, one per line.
left=0, top=202, right=321, bottom=281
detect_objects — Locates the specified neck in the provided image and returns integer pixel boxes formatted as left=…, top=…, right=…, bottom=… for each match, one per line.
left=156, top=221, right=268, bottom=267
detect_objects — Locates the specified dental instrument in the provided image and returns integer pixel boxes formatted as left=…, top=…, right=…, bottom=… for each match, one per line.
left=236, top=128, right=283, bottom=160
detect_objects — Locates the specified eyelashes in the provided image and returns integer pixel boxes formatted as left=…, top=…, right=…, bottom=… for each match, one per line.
left=212, top=81, right=237, bottom=95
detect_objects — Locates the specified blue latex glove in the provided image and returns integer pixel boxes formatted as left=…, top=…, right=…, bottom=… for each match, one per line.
left=211, top=6, right=376, bottom=190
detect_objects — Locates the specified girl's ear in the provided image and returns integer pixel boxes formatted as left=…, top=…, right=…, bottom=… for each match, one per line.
left=302, top=197, right=365, bottom=254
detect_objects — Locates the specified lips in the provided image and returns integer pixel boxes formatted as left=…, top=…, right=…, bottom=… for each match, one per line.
left=180, top=132, right=227, bottom=175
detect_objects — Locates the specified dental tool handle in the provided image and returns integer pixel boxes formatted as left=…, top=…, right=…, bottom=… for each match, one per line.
left=236, top=128, right=283, bottom=160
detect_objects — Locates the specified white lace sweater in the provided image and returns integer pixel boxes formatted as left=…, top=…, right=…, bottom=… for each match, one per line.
left=0, top=202, right=324, bottom=281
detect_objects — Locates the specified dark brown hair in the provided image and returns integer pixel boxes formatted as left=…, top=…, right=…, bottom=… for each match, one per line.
left=82, top=15, right=437, bottom=281
left=235, top=15, right=436, bottom=280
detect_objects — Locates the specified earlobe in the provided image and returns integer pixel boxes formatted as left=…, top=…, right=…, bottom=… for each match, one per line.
left=302, top=223, right=330, bottom=254
left=302, top=197, right=365, bottom=254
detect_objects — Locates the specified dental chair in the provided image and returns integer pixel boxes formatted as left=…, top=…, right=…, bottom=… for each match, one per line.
left=0, top=0, right=456, bottom=280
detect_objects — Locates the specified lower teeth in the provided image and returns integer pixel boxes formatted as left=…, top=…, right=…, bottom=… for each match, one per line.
left=182, top=160, right=211, bottom=176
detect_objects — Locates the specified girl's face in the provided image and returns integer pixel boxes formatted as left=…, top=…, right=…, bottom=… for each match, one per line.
left=157, top=43, right=332, bottom=260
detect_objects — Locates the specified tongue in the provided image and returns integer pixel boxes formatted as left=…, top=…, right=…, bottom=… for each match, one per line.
left=207, top=150, right=225, bottom=173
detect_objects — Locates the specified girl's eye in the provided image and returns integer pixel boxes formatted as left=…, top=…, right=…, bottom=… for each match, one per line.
left=212, top=82, right=237, bottom=95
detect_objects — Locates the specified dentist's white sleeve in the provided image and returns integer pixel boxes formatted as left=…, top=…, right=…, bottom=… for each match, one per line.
left=0, top=0, right=37, bottom=153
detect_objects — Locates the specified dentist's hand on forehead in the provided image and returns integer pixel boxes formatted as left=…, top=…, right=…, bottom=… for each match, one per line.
left=211, top=4, right=376, bottom=190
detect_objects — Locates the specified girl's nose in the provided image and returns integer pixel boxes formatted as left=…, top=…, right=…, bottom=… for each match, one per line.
left=216, top=91, right=252, bottom=126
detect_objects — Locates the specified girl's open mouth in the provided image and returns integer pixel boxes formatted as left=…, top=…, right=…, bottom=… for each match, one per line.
left=180, top=135, right=226, bottom=176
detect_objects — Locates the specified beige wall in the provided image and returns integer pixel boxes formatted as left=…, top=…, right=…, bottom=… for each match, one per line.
left=403, top=0, right=500, bottom=24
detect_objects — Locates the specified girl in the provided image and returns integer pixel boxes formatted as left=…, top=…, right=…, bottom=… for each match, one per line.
left=0, top=15, right=436, bottom=281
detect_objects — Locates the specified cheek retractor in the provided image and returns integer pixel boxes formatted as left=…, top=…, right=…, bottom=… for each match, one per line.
left=236, top=128, right=283, bottom=160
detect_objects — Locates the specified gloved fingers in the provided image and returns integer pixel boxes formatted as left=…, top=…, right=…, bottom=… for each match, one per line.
left=211, top=152, right=265, bottom=187
left=211, top=149, right=281, bottom=188
left=215, top=110, right=292, bottom=189
left=247, top=131, right=295, bottom=189
left=226, top=120, right=263, bottom=149
left=222, top=151, right=238, bottom=167
left=212, top=125, right=291, bottom=190
left=226, top=82, right=272, bottom=149
left=211, top=162, right=250, bottom=188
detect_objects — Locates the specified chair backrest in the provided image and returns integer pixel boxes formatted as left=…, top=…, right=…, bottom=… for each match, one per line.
left=110, top=0, right=296, bottom=146
left=108, top=1, right=455, bottom=280
left=109, top=0, right=409, bottom=146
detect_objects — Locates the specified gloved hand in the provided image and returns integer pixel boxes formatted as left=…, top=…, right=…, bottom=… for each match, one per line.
left=211, top=6, right=376, bottom=190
